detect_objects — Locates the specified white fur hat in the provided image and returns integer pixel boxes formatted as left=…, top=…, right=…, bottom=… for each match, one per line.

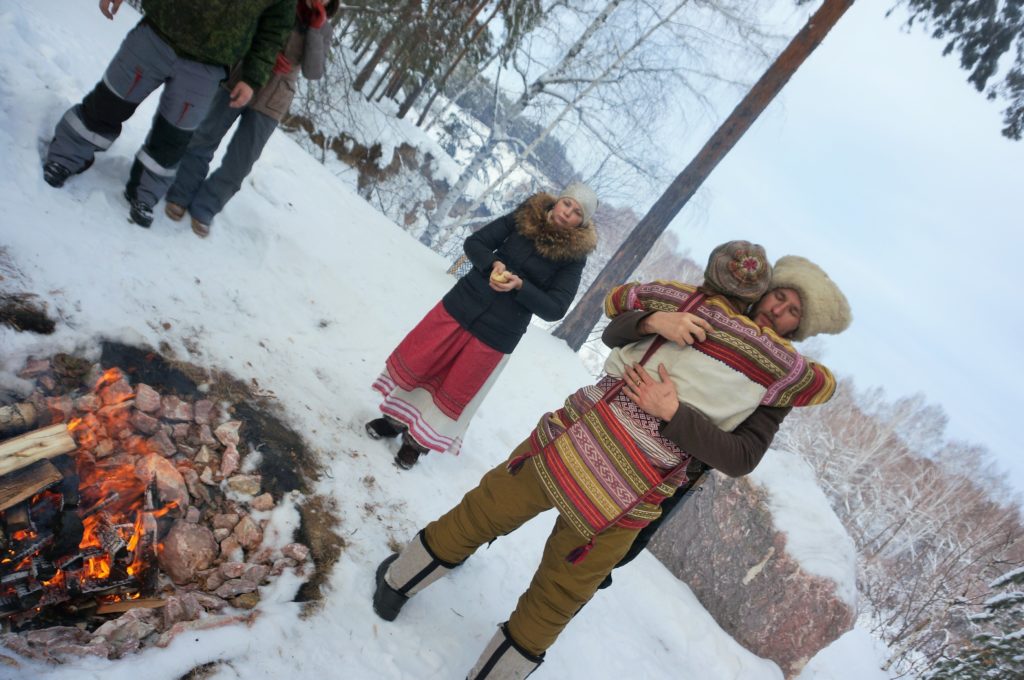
left=558, top=183, right=598, bottom=226
left=770, top=255, right=852, bottom=341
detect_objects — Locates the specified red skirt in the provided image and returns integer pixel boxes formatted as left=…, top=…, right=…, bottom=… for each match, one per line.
left=373, top=302, right=506, bottom=453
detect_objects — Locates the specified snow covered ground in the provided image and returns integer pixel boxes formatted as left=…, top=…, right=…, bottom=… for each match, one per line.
left=0, top=2, right=892, bottom=678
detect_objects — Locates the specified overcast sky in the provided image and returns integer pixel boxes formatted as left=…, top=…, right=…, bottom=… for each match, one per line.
left=655, top=0, right=1023, bottom=493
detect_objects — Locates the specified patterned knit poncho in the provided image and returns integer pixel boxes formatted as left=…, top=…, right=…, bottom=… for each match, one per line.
left=527, top=281, right=836, bottom=543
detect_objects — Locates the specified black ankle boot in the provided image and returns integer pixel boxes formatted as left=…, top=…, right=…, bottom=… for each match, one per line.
left=395, top=438, right=427, bottom=469
left=365, top=417, right=405, bottom=440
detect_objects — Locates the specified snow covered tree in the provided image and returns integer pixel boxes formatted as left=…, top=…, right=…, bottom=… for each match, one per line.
left=895, top=0, right=1024, bottom=140
left=925, top=566, right=1024, bottom=679
left=421, top=0, right=783, bottom=246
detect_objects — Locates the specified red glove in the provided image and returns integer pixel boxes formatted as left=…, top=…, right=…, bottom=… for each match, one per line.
left=272, top=52, right=292, bottom=75
left=297, top=1, right=328, bottom=29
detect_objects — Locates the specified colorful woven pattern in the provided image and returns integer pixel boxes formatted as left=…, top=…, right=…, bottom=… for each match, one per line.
left=529, top=377, right=689, bottom=540
left=605, top=281, right=836, bottom=407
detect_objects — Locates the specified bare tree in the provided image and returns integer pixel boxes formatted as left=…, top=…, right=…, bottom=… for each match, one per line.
left=553, top=0, right=855, bottom=350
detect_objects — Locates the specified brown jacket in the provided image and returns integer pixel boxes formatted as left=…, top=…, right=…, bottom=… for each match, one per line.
left=228, top=23, right=331, bottom=121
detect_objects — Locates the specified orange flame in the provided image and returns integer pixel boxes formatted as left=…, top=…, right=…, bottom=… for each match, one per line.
left=85, top=556, right=112, bottom=580
left=4, top=363, right=182, bottom=606
left=94, top=367, right=123, bottom=391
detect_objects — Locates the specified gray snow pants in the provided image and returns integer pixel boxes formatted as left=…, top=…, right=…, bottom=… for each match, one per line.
left=46, top=21, right=225, bottom=207
left=166, top=87, right=278, bottom=225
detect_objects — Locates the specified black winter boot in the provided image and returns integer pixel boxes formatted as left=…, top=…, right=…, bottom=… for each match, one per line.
left=372, top=554, right=406, bottom=621
left=365, top=416, right=405, bottom=440
left=43, top=158, right=93, bottom=188
left=124, top=189, right=154, bottom=228
left=467, top=623, right=544, bottom=679
left=372, top=530, right=462, bottom=621
left=395, top=435, right=428, bottom=470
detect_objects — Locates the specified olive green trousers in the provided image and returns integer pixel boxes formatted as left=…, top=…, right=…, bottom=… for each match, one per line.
left=424, top=438, right=640, bottom=656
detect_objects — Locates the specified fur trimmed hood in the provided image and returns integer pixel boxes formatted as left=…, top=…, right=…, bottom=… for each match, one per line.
left=513, top=193, right=598, bottom=262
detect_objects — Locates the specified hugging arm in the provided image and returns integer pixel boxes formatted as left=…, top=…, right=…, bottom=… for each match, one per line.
left=603, top=310, right=789, bottom=476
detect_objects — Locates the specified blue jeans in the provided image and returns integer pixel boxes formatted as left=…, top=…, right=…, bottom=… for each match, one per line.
left=166, top=87, right=278, bottom=225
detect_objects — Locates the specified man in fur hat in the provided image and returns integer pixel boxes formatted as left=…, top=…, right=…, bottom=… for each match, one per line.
left=600, top=253, right=853, bottom=586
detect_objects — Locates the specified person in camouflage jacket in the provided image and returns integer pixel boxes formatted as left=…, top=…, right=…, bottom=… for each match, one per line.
left=165, top=0, right=337, bottom=238
left=42, top=0, right=295, bottom=229
left=138, top=0, right=296, bottom=93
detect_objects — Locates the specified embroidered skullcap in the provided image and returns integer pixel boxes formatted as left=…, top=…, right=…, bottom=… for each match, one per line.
left=770, top=255, right=852, bottom=341
left=704, top=240, right=772, bottom=304
left=557, top=183, right=598, bottom=226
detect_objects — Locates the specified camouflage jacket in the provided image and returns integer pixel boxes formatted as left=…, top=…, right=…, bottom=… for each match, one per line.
left=141, top=0, right=295, bottom=89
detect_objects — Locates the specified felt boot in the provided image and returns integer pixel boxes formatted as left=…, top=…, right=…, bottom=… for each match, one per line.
left=372, top=530, right=461, bottom=621
left=467, top=623, right=544, bottom=680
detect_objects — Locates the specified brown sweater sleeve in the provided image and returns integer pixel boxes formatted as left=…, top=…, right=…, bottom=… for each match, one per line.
left=602, top=310, right=653, bottom=347
left=603, top=311, right=789, bottom=477
left=660, top=404, right=790, bottom=477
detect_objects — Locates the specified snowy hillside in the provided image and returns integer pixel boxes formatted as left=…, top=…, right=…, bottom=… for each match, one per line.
left=0, top=2, right=890, bottom=679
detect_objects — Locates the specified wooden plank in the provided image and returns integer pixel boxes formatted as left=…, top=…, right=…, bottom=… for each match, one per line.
left=0, top=424, right=76, bottom=477
left=0, top=403, right=38, bottom=437
left=95, top=597, right=167, bottom=614
left=0, top=459, right=62, bottom=512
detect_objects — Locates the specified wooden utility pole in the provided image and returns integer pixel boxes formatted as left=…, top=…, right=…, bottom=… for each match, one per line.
left=554, top=0, right=855, bottom=350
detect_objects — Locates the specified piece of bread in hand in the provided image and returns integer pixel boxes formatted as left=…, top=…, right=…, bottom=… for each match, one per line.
left=490, top=270, right=511, bottom=283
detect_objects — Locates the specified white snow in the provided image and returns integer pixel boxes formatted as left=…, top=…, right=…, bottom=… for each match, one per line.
left=0, top=2, right=891, bottom=679
left=749, top=449, right=859, bottom=608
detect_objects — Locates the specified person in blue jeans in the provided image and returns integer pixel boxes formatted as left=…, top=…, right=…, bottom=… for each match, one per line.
left=42, top=0, right=295, bottom=228
left=165, top=0, right=336, bottom=238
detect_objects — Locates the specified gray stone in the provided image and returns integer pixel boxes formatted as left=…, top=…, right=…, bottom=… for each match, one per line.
left=214, top=420, right=242, bottom=447
left=148, top=429, right=177, bottom=457
left=648, top=471, right=855, bottom=679
left=220, top=561, right=247, bottom=579
left=160, top=395, right=193, bottom=422
left=158, top=521, right=218, bottom=584
left=215, top=578, right=258, bottom=599
left=232, top=515, right=263, bottom=551
left=134, top=383, right=162, bottom=413
left=194, top=444, right=214, bottom=465
left=212, top=512, right=240, bottom=530
left=220, top=443, right=241, bottom=477
left=100, top=378, right=134, bottom=407
left=130, top=410, right=161, bottom=435
left=193, top=399, right=216, bottom=425
left=282, top=543, right=310, bottom=562
left=134, top=454, right=188, bottom=513
left=75, top=393, right=101, bottom=412
left=249, top=493, right=275, bottom=512
left=226, top=474, right=261, bottom=496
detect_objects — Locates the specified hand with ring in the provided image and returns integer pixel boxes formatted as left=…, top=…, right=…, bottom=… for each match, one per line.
left=622, top=362, right=679, bottom=421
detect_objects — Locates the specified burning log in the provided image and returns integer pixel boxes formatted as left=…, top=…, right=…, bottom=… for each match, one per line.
left=0, top=424, right=77, bottom=477
left=95, top=597, right=166, bottom=615
left=0, top=403, right=38, bottom=437
left=0, top=460, right=62, bottom=512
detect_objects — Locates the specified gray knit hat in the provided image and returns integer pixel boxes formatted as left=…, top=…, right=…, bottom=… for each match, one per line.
left=704, top=240, right=772, bottom=304
left=557, top=182, right=598, bottom=226
left=770, top=255, right=852, bottom=341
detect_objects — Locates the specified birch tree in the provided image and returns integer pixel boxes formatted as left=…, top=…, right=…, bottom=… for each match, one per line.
left=419, top=0, right=628, bottom=245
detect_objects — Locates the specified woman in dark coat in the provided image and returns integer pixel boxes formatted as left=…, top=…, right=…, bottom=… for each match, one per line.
left=366, top=184, right=599, bottom=469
